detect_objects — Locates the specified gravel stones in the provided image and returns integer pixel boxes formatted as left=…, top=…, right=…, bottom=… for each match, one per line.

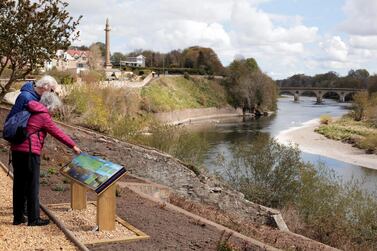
left=47, top=203, right=138, bottom=244
left=0, top=168, right=77, bottom=251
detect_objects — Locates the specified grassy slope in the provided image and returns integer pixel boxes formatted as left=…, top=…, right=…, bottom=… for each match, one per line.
left=141, top=76, right=228, bottom=112
left=315, top=116, right=377, bottom=153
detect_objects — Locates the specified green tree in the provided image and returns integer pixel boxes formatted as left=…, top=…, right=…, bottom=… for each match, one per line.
left=0, top=0, right=81, bottom=96
left=367, top=75, right=377, bottom=94
left=224, top=58, right=277, bottom=113
left=111, top=52, right=126, bottom=65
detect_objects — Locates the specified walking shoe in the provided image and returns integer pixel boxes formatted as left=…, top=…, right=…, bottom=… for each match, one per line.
left=28, top=218, right=50, bottom=226
left=13, top=216, right=27, bottom=225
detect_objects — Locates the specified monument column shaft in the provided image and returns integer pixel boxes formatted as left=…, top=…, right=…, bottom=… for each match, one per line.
left=104, top=19, right=112, bottom=69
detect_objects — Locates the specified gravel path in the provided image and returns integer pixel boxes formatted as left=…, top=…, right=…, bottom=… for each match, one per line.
left=0, top=167, right=77, bottom=251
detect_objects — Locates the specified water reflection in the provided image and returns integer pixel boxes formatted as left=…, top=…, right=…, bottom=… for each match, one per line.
left=187, top=96, right=377, bottom=192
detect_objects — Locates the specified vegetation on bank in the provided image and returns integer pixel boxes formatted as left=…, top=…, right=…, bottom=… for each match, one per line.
left=316, top=91, right=377, bottom=154
left=60, top=79, right=377, bottom=250
left=141, top=76, right=228, bottom=112
left=61, top=83, right=210, bottom=169
left=218, top=136, right=377, bottom=250
left=223, top=58, right=278, bottom=113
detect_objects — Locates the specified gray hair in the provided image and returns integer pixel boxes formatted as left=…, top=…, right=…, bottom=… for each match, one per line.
left=35, top=75, right=58, bottom=90
left=40, top=92, right=62, bottom=112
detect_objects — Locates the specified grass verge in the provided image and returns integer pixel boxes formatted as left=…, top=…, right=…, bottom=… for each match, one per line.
left=315, top=116, right=377, bottom=154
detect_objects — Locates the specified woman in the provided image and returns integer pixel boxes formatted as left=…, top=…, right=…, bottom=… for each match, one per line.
left=11, top=92, right=81, bottom=226
left=6, top=75, right=59, bottom=121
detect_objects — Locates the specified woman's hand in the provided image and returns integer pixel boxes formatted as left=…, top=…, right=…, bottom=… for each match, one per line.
left=73, top=145, right=82, bottom=155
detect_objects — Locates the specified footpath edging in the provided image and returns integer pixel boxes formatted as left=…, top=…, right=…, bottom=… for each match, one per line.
left=0, top=161, right=90, bottom=251
left=119, top=180, right=281, bottom=251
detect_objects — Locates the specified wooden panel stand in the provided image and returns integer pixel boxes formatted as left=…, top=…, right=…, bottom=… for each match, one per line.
left=97, top=183, right=116, bottom=231
left=71, top=182, right=87, bottom=210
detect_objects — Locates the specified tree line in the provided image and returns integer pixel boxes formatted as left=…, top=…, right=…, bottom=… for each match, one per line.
left=277, top=69, right=377, bottom=92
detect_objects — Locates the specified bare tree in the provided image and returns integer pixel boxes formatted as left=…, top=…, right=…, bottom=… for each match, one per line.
left=88, top=43, right=103, bottom=70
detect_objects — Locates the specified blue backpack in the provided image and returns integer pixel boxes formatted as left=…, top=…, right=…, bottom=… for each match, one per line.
left=3, top=110, right=32, bottom=144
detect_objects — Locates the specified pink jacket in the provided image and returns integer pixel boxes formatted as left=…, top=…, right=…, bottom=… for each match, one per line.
left=11, top=101, right=76, bottom=155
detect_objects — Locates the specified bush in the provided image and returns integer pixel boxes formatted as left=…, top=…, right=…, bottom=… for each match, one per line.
left=46, top=68, right=77, bottom=85
left=319, top=114, right=332, bottom=125
left=183, top=71, right=190, bottom=80
left=222, top=139, right=377, bottom=250
left=137, top=124, right=209, bottom=170
left=352, top=91, right=369, bottom=121
left=356, top=134, right=377, bottom=153
left=80, top=70, right=105, bottom=84
left=222, top=137, right=302, bottom=208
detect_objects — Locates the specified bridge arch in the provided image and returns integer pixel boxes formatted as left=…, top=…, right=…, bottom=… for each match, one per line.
left=344, top=92, right=356, bottom=101
left=279, top=90, right=301, bottom=102
left=279, top=87, right=363, bottom=103
left=323, top=91, right=341, bottom=101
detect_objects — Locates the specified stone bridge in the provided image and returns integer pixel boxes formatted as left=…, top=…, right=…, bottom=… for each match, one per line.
left=279, top=87, right=364, bottom=103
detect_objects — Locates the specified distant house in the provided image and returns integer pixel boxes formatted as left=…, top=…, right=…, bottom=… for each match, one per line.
left=44, top=49, right=90, bottom=74
left=120, top=55, right=145, bottom=68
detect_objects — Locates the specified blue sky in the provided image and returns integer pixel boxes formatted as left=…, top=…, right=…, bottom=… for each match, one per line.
left=261, top=0, right=345, bottom=32
left=68, top=0, right=377, bottom=79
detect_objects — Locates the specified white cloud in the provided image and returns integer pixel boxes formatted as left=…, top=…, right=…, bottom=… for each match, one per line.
left=319, top=36, right=348, bottom=62
left=341, top=0, right=377, bottom=36
left=349, top=35, right=377, bottom=50
left=65, top=0, right=362, bottom=79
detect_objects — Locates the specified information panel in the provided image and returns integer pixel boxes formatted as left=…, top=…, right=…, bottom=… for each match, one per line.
left=60, top=153, right=126, bottom=194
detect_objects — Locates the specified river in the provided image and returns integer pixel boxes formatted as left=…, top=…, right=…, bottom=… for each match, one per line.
left=188, top=96, right=377, bottom=192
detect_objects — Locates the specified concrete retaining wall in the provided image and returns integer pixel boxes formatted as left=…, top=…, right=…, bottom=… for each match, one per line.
left=154, top=106, right=244, bottom=125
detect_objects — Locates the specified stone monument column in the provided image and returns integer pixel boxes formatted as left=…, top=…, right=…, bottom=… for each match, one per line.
left=104, top=18, right=112, bottom=69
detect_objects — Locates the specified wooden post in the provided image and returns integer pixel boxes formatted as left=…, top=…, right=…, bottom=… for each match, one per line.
left=71, top=182, right=87, bottom=210
left=97, top=183, right=116, bottom=230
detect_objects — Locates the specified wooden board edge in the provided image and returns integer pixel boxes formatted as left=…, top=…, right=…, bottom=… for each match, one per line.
left=83, top=235, right=149, bottom=245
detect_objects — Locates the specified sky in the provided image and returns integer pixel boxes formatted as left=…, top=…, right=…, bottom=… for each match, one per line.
left=67, top=0, right=377, bottom=79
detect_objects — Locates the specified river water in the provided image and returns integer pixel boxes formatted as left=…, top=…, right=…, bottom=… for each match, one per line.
left=190, top=96, right=377, bottom=192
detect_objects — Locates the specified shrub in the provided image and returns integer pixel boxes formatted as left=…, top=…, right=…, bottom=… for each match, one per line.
left=356, top=134, right=377, bottom=153
left=222, top=136, right=302, bottom=208
left=319, top=114, right=332, bottom=125
left=52, top=184, right=66, bottom=192
left=222, top=138, right=377, bottom=250
left=80, top=70, right=105, bottom=84
left=47, top=167, right=56, bottom=175
left=46, top=68, right=77, bottom=85
left=137, top=124, right=209, bottom=170
left=352, top=91, right=369, bottom=121
left=183, top=71, right=190, bottom=80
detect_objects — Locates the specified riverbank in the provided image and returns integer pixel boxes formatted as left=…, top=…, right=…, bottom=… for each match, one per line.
left=154, top=106, right=245, bottom=125
left=276, top=119, right=377, bottom=170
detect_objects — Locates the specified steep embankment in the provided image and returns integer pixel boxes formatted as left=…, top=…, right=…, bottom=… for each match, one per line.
left=141, top=76, right=245, bottom=124
left=141, top=76, right=228, bottom=113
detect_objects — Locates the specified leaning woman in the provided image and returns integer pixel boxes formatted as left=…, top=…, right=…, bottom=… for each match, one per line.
left=11, top=92, right=81, bottom=226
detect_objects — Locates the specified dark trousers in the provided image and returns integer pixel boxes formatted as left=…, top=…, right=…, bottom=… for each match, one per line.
left=12, top=151, right=41, bottom=223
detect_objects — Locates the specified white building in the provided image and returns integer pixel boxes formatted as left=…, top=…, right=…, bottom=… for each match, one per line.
left=120, top=55, right=145, bottom=68
left=44, top=49, right=89, bottom=74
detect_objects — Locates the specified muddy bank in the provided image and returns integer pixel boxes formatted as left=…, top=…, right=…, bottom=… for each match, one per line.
left=276, top=119, right=377, bottom=170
